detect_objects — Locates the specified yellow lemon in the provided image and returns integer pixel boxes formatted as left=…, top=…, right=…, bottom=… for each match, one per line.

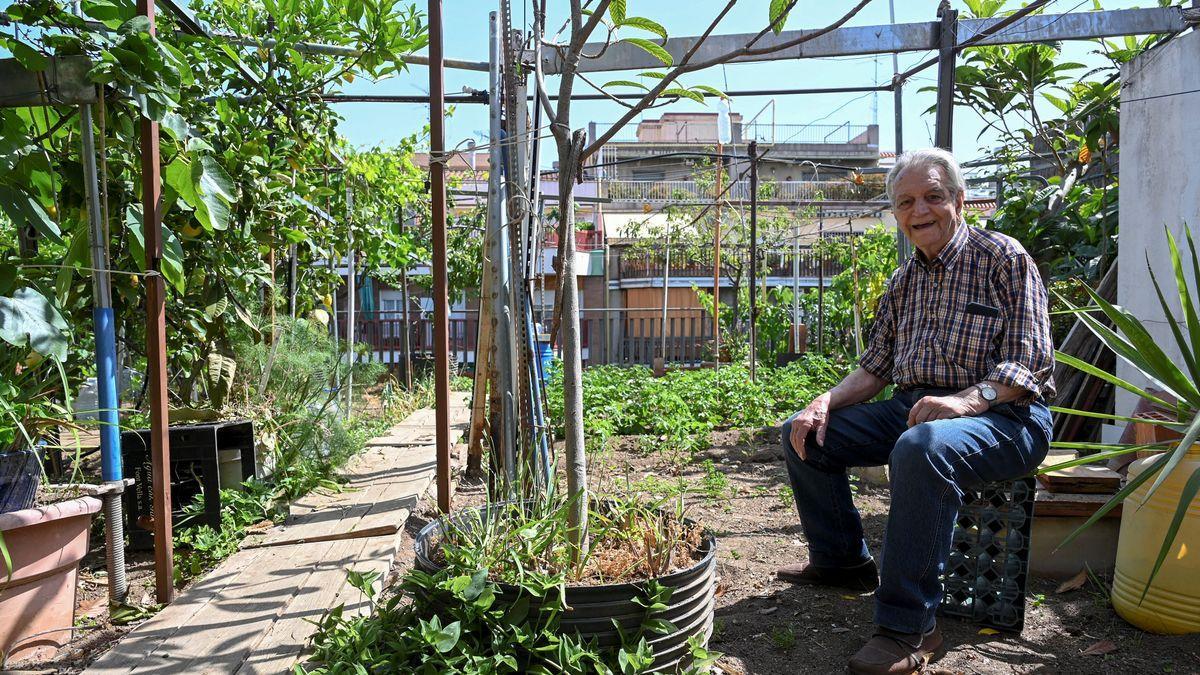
left=309, top=308, right=330, bottom=326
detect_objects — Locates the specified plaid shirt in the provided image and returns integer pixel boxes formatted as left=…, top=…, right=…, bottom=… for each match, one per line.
left=859, top=223, right=1055, bottom=404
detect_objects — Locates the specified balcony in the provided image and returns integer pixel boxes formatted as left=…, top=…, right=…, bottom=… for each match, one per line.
left=542, top=228, right=606, bottom=252
left=598, top=121, right=874, bottom=146
left=615, top=245, right=849, bottom=282
left=601, top=179, right=878, bottom=204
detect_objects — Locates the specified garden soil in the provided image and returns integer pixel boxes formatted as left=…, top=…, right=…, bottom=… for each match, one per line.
left=437, top=429, right=1200, bottom=674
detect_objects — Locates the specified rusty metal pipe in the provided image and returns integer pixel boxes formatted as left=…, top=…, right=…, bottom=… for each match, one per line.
left=429, top=0, right=452, bottom=514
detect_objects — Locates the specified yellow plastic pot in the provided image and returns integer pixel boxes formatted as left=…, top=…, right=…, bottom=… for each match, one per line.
left=1111, top=444, right=1200, bottom=634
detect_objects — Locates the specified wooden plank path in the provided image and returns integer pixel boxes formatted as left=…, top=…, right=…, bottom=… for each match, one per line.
left=86, top=392, right=471, bottom=675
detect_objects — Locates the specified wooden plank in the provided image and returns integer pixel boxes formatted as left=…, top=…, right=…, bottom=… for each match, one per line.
left=1037, top=451, right=1122, bottom=494
left=84, top=545, right=275, bottom=673
left=234, top=535, right=379, bottom=674
left=1035, top=489, right=1123, bottom=518
left=1038, top=465, right=1121, bottom=494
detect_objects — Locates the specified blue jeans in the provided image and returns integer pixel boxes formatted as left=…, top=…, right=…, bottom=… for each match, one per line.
left=780, top=388, right=1051, bottom=634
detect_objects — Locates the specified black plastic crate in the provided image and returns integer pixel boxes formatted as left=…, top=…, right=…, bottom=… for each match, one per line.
left=938, top=476, right=1036, bottom=632
left=121, top=420, right=256, bottom=549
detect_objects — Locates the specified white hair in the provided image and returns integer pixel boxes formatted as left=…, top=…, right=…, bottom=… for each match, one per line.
left=885, top=148, right=966, bottom=206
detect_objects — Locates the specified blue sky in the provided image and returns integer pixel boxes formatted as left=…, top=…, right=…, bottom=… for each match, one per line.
left=333, top=0, right=1156, bottom=166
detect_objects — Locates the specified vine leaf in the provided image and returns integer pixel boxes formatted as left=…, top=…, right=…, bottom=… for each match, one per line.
left=192, top=155, right=236, bottom=232
left=0, top=287, right=70, bottom=362
left=621, top=37, right=673, bottom=67
left=0, top=185, right=62, bottom=244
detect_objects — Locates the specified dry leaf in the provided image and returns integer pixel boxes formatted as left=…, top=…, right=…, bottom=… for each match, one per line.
left=1081, top=640, right=1118, bottom=656
left=1057, top=568, right=1089, bottom=594
left=77, top=595, right=106, bottom=618
left=977, top=627, right=1000, bottom=636
left=841, top=594, right=858, bottom=600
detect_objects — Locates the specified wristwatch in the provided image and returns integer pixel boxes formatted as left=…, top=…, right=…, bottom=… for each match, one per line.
left=976, top=383, right=998, bottom=406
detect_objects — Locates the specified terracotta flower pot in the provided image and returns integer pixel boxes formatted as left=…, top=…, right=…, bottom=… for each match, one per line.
left=0, top=496, right=102, bottom=664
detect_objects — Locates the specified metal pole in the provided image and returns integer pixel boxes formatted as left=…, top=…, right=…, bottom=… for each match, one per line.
left=287, top=243, right=298, bottom=318
left=891, top=0, right=913, bottom=263
left=430, top=0, right=452, bottom=514
left=712, top=141, right=722, bottom=366
left=660, top=224, right=670, bottom=361
left=137, top=0, right=173, bottom=604
left=399, top=208, right=413, bottom=390
left=344, top=186, right=355, bottom=419
left=791, top=213, right=799, bottom=353
left=817, top=210, right=825, bottom=355
left=487, top=10, right=517, bottom=484
left=748, top=140, right=759, bottom=381
left=934, top=1, right=959, bottom=150
left=82, top=102, right=126, bottom=602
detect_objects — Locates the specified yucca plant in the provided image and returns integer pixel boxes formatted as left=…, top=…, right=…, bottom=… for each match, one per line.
left=1044, top=226, right=1200, bottom=599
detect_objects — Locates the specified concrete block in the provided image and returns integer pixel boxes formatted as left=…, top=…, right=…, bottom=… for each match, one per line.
left=1030, top=515, right=1120, bottom=580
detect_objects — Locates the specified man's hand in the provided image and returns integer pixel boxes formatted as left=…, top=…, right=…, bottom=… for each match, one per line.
left=789, top=392, right=832, bottom=460
left=906, top=393, right=986, bottom=427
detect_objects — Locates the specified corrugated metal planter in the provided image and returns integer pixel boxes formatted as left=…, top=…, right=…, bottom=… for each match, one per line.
left=415, top=503, right=716, bottom=673
left=0, top=496, right=102, bottom=664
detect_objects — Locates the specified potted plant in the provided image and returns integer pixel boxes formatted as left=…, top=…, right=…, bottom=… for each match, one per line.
left=0, top=286, right=103, bottom=663
left=411, top=496, right=717, bottom=673
left=1049, top=227, right=1200, bottom=634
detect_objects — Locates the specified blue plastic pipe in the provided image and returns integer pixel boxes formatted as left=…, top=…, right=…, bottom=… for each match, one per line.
left=94, top=306, right=121, bottom=482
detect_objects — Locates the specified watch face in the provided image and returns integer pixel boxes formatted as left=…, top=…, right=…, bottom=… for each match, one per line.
left=980, top=385, right=997, bottom=401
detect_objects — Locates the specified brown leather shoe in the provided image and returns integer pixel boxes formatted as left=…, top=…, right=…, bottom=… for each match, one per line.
left=846, top=624, right=944, bottom=674
left=776, top=558, right=879, bottom=591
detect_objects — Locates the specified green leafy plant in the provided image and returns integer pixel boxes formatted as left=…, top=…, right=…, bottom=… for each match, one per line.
left=1048, top=227, right=1200, bottom=598
left=301, top=497, right=720, bottom=674
left=768, top=625, right=796, bottom=651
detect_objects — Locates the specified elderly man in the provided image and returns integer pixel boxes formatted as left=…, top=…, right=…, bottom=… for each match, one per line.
left=777, top=148, right=1054, bottom=674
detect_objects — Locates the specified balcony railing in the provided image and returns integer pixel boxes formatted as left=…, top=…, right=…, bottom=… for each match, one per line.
left=542, top=228, right=605, bottom=251
left=336, top=307, right=793, bottom=369
left=602, top=179, right=876, bottom=203
left=598, top=120, right=873, bottom=146
left=616, top=245, right=849, bottom=281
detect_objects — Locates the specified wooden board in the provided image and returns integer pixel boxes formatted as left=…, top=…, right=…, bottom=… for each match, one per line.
left=1037, top=452, right=1122, bottom=494
left=1035, top=489, right=1123, bottom=518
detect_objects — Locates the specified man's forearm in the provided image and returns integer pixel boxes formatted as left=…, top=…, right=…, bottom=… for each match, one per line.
left=827, top=367, right=888, bottom=410
left=952, top=380, right=1027, bottom=415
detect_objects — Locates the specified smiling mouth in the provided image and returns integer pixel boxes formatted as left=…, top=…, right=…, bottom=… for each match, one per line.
left=910, top=221, right=936, bottom=231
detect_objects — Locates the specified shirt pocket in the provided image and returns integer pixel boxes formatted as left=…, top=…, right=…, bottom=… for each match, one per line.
left=947, top=312, right=1004, bottom=375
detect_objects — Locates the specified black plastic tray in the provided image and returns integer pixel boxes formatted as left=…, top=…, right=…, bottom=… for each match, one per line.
left=938, top=476, right=1036, bottom=632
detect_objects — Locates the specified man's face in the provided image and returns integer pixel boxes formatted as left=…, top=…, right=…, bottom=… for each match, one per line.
left=892, top=164, right=965, bottom=259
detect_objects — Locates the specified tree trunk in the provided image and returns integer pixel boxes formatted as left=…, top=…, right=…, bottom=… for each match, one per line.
left=557, top=129, right=588, bottom=557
